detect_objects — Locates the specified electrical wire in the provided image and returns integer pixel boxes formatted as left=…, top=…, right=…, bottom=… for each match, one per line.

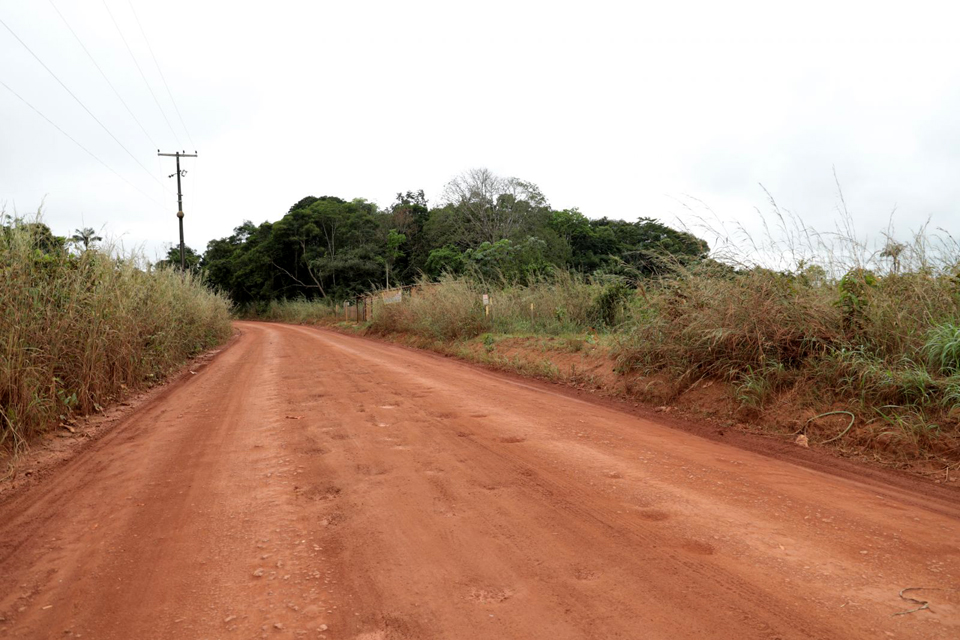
left=0, top=78, right=165, bottom=210
left=0, top=15, right=170, bottom=193
left=47, top=0, right=158, bottom=149
left=126, top=0, right=194, bottom=149
left=100, top=0, right=182, bottom=149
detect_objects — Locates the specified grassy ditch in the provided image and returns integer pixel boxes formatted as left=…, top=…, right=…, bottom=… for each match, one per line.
left=1, top=219, right=233, bottom=454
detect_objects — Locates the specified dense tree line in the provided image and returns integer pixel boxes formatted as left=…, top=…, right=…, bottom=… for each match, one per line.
left=198, top=168, right=709, bottom=304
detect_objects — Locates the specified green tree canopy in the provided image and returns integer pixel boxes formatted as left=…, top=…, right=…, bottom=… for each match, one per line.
left=200, top=170, right=710, bottom=305
left=156, top=245, right=202, bottom=273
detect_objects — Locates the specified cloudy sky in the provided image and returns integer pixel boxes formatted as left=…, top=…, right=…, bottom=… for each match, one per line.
left=2, top=0, right=959, bottom=263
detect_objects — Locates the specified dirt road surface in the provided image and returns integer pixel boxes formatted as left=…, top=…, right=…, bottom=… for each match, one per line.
left=2, top=322, right=959, bottom=639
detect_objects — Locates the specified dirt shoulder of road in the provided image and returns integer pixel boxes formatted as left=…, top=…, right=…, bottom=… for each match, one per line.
left=308, top=319, right=960, bottom=494
left=0, top=332, right=240, bottom=504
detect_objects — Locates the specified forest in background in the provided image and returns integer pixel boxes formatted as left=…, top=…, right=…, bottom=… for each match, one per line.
left=187, top=168, right=709, bottom=307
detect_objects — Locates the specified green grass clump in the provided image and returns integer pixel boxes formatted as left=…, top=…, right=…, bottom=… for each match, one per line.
left=1, top=216, right=232, bottom=452
left=923, top=323, right=960, bottom=375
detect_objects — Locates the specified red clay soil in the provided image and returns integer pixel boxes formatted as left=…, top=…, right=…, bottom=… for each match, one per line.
left=1, top=322, right=959, bottom=639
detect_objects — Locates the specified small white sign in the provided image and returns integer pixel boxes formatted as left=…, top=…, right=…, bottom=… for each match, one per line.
left=482, top=294, right=490, bottom=306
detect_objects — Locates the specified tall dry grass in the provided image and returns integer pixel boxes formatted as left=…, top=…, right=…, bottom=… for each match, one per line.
left=258, top=297, right=338, bottom=324
left=367, top=273, right=619, bottom=340
left=613, top=202, right=960, bottom=457
left=1, top=216, right=233, bottom=453
left=622, top=202, right=960, bottom=393
left=368, top=278, right=490, bottom=340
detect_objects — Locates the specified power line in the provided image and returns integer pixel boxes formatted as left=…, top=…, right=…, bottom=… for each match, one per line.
left=100, top=0, right=182, bottom=149
left=0, top=78, right=165, bottom=210
left=46, top=0, right=158, bottom=149
left=126, top=0, right=194, bottom=149
left=0, top=15, right=170, bottom=193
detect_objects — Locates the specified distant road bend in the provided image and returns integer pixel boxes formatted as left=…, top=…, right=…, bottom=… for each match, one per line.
left=1, top=322, right=958, bottom=639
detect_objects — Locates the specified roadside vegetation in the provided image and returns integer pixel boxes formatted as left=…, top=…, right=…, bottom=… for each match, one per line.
left=327, top=253, right=960, bottom=469
left=1, top=214, right=232, bottom=455
left=196, top=168, right=960, bottom=471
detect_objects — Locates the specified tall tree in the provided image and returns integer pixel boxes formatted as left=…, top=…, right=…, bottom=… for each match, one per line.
left=387, top=190, right=430, bottom=279
left=441, top=168, right=550, bottom=245
left=383, top=229, right=406, bottom=289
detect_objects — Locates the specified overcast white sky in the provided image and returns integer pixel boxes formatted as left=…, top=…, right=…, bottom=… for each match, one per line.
left=2, top=0, right=959, bottom=263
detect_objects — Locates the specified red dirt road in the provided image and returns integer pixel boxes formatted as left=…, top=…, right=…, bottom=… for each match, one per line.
left=2, top=322, right=959, bottom=639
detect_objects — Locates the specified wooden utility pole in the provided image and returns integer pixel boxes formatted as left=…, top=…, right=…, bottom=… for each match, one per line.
left=158, top=150, right=197, bottom=270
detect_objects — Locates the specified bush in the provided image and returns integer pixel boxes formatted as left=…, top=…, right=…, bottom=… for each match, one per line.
left=617, top=265, right=838, bottom=380
left=590, top=280, right=633, bottom=327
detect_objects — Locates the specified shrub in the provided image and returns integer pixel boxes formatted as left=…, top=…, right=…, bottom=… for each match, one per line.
left=837, top=268, right=877, bottom=334
left=590, top=281, right=633, bottom=327
left=617, top=265, right=838, bottom=379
